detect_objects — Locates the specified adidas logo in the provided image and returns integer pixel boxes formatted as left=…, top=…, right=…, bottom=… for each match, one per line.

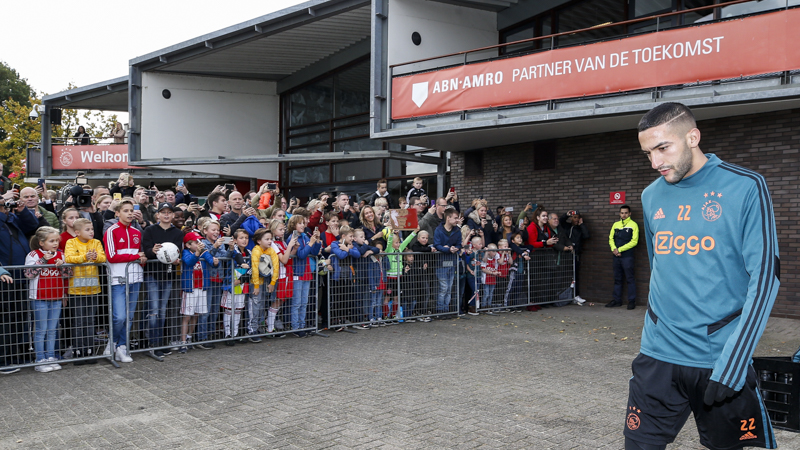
left=740, top=431, right=757, bottom=441
left=653, top=208, right=666, bottom=220
left=119, top=238, right=125, bottom=243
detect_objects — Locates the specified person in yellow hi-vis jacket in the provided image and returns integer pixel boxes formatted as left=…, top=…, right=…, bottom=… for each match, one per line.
left=607, top=205, right=638, bottom=309
left=64, top=218, right=107, bottom=364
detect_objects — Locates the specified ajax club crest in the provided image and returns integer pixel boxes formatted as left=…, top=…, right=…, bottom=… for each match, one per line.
left=59, top=147, right=74, bottom=167
left=702, top=191, right=722, bottom=222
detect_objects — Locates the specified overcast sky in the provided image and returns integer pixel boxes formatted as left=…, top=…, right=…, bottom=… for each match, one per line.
left=2, top=0, right=307, bottom=98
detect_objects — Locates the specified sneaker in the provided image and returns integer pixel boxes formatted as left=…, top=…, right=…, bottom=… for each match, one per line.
left=335, top=326, right=348, bottom=332
left=574, top=295, right=586, bottom=303
left=103, top=342, right=112, bottom=356
left=274, top=319, right=284, bottom=331
left=405, top=318, right=417, bottom=323
left=46, top=357, right=62, bottom=371
left=0, top=367, right=20, bottom=375
left=179, top=342, right=188, bottom=354
left=378, top=321, right=387, bottom=327
left=248, top=335, right=262, bottom=343
left=293, top=331, right=307, bottom=338
left=160, top=348, right=172, bottom=356
left=196, top=343, right=215, bottom=350
left=351, top=324, right=368, bottom=330
left=467, top=311, right=479, bottom=316
left=169, top=341, right=181, bottom=351
left=267, top=333, right=287, bottom=339
left=62, top=346, right=74, bottom=359
left=35, top=360, right=54, bottom=373
left=115, top=345, right=133, bottom=363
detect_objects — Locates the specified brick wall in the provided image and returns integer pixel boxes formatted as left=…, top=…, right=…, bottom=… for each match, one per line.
left=450, top=109, right=800, bottom=319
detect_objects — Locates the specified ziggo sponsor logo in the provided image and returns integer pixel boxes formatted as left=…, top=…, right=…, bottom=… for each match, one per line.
left=654, top=231, right=715, bottom=255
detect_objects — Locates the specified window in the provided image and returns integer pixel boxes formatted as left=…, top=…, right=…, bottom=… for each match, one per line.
left=533, top=141, right=556, bottom=171
left=464, top=151, right=483, bottom=177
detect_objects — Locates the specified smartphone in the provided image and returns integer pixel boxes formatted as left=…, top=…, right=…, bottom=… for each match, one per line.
left=293, top=230, right=299, bottom=239
left=133, top=204, right=140, bottom=211
left=221, top=236, right=233, bottom=245
left=113, top=193, right=122, bottom=200
left=37, top=179, right=45, bottom=190
left=314, top=227, right=319, bottom=233
left=11, top=183, right=20, bottom=192
left=149, top=181, right=156, bottom=189
left=224, top=183, right=235, bottom=192
left=177, top=179, right=184, bottom=188
left=505, top=207, right=514, bottom=212
left=448, top=187, right=455, bottom=194
left=267, top=183, right=278, bottom=190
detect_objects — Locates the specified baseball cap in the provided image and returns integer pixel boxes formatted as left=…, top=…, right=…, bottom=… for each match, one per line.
left=157, top=202, right=174, bottom=212
left=183, top=231, right=203, bottom=244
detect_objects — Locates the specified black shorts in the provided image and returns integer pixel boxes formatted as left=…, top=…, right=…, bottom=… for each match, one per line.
left=625, top=353, right=776, bottom=450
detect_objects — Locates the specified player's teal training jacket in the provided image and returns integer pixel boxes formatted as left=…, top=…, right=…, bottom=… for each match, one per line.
left=640, top=153, right=780, bottom=392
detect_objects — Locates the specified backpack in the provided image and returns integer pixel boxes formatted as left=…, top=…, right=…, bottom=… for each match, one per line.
left=258, top=254, right=273, bottom=284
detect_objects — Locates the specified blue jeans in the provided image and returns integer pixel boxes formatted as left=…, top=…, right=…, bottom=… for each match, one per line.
left=291, top=279, right=311, bottom=330
left=248, top=289, right=272, bottom=334
left=111, top=283, right=141, bottom=348
left=436, top=269, right=455, bottom=313
left=483, top=284, right=496, bottom=309
left=146, top=277, right=172, bottom=347
left=369, top=289, right=382, bottom=321
left=197, top=281, right=223, bottom=340
left=31, top=299, right=62, bottom=361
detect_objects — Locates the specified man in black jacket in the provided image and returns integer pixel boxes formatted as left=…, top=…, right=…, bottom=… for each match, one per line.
left=560, top=210, right=589, bottom=303
left=0, top=199, right=39, bottom=373
left=219, top=191, right=256, bottom=236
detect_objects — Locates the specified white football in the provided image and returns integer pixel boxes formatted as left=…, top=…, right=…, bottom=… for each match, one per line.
left=157, top=242, right=181, bottom=264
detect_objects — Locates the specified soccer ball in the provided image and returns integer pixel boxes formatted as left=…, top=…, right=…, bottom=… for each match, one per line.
left=157, top=242, right=180, bottom=264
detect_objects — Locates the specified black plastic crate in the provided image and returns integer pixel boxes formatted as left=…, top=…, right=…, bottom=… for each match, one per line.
left=753, top=357, right=800, bottom=432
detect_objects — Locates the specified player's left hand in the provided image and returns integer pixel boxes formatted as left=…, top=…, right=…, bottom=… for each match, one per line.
left=703, top=380, right=737, bottom=405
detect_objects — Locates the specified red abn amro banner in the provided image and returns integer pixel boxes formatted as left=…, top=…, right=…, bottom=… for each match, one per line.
left=391, top=9, right=800, bottom=120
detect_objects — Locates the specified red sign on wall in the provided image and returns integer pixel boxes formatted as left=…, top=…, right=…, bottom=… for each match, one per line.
left=392, top=9, right=800, bottom=120
left=610, top=191, right=626, bottom=205
left=52, top=145, right=141, bottom=171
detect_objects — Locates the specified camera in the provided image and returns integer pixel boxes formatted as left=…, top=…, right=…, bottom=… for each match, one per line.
left=3, top=200, right=18, bottom=209
left=144, top=190, right=158, bottom=197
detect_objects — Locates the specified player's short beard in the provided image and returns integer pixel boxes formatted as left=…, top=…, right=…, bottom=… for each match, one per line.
left=664, top=142, right=694, bottom=184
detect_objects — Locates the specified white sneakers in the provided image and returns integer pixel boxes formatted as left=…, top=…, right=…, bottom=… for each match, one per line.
left=115, top=345, right=133, bottom=363
left=574, top=295, right=587, bottom=305
left=35, top=359, right=53, bottom=373
left=103, top=342, right=112, bottom=356
left=46, top=357, right=62, bottom=371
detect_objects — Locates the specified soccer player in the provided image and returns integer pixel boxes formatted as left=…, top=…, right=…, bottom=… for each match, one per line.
left=625, top=102, right=780, bottom=449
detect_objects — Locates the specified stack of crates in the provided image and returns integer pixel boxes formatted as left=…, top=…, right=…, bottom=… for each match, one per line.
left=753, top=357, right=800, bottom=431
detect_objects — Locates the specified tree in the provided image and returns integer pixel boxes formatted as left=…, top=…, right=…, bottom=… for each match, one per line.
left=0, top=61, right=35, bottom=142
left=0, top=95, right=118, bottom=183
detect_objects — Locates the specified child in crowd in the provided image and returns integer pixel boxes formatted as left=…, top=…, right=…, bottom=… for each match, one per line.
left=464, top=236, right=484, bottom=315
left=221, top=229, right=250, bottom=344
left=410, top=230, right=437, bottom=320
left=65, top=218, right=106, bottom=364
left=398, top=197, right=408, bottom=210
left=405, top=177, right=427, bottom=205
left=496, top=239, right=513, bottom=310
left=352, top=229, right=380, bottom=327
left=59, top=207, right=80, bottom=251
left=269, top=220, right=296, bottom=336
left=384, top=227, right=417, bottom=321
left=179, top=232, right=216, bottom=353
left=373, top=198, right=389, bottom=225
left=250, top=228, right=279, bottom=342
left=329, top=226, right=362, bottom=330
left=103, top=198, right=145, bottom=363
left=288, top=214, right=321, bottom=337
left=481, top=243, right=500, bottom=311
left=25, top=227, right=71, bottom=372
left=197, top=219, right=230, bottom=349
left=400, top=252, right=429, bottom=322
left=506, top=232, right=533, bottom=312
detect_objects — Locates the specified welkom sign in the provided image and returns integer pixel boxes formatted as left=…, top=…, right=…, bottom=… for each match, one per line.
left=52, top=145, right=141, bottom=171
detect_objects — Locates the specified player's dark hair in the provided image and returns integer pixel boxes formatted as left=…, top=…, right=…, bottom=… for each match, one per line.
left=637, top=102, right=696, bottom=133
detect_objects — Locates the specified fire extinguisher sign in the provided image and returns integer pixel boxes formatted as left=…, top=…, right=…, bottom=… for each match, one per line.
left=610, top=191, right=626, bottom=205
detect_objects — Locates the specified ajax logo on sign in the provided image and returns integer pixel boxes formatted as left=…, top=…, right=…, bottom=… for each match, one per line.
left=59, top=147, right=74, bottom=167
left=412, top=82, right=428, bottom=108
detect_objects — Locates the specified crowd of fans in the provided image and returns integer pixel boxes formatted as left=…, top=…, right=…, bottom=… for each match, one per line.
left=0, top=174, right=589, bottom=374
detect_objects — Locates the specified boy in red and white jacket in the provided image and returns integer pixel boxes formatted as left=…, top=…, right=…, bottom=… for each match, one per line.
left=102, top=198, right=146, bottom=363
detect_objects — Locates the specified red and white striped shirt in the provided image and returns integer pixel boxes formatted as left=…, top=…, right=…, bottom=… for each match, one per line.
left=103, top=221, right=143, bottom=285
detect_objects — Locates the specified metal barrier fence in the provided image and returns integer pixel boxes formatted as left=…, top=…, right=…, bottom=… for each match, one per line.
left=0, top=245, right=574, bottom=372
left=0, top=262, right=114, bottom=373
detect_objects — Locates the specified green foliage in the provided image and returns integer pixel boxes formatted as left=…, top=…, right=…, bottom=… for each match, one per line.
left=0, top=61, right=34, bottom=107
